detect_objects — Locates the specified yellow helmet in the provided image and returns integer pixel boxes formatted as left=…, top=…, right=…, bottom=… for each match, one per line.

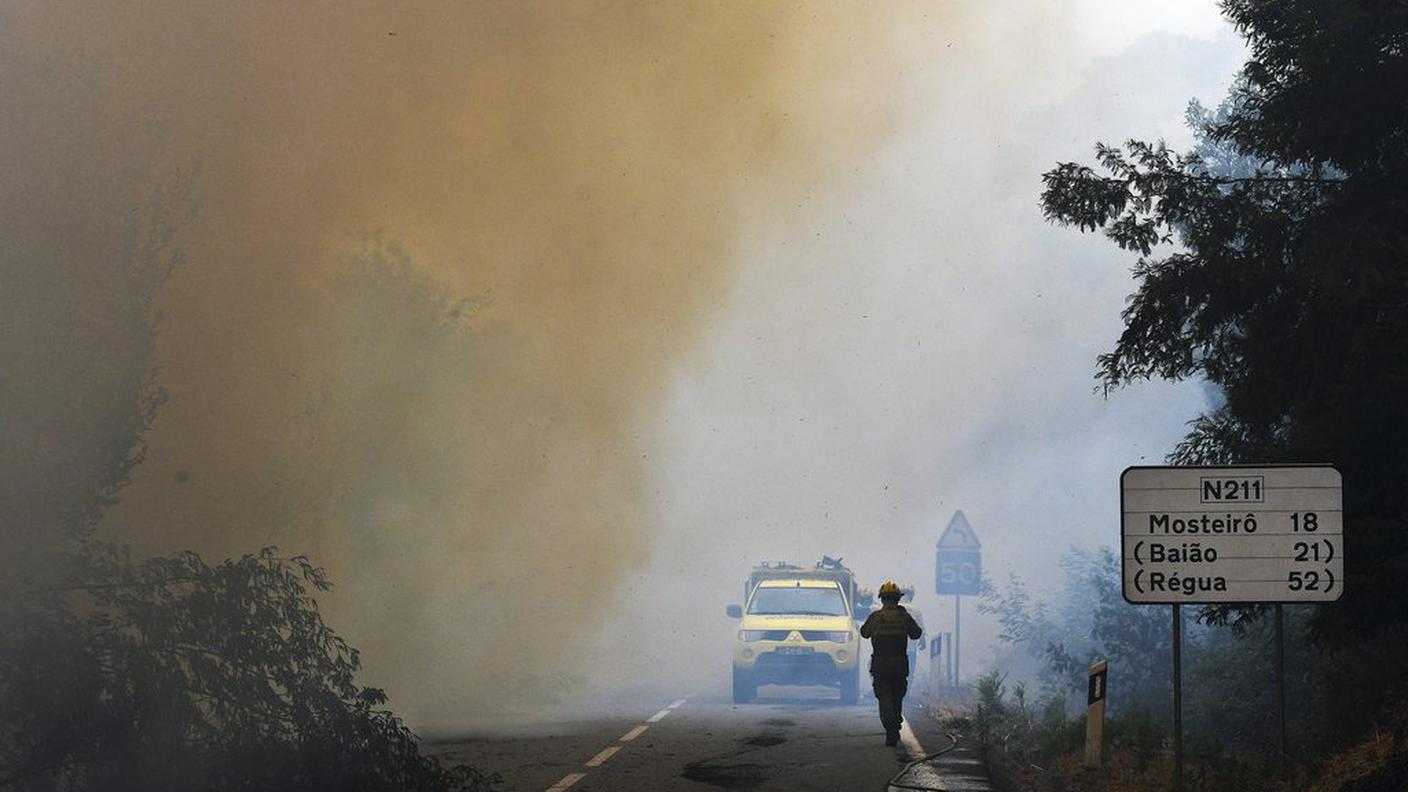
left=878, top=580, right=902, bottom=599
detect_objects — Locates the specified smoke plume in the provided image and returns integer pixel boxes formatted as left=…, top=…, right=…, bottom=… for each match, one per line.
left=2, top=2, right=977, bottom=722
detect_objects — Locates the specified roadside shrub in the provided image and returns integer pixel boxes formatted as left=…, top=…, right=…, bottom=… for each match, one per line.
left=0, top=544, right=497, bottom=791
left=974, top=671, right=1008, bottom=743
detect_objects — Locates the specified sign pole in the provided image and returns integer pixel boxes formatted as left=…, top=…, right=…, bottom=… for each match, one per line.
left=954, top=594, right=961, bottom=686
left=1275, top=603, right=1286, bottom=778
left=1172, top=604, right=1183, bottom=792
left=927, top=633, right=939, bottom=695
left=923, top=628, right=934, bottom=690
left=945, top=631, right=953, bottom=687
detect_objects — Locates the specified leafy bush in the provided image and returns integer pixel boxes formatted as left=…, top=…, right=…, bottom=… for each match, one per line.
left=973, top=671, right=1008, bottom=743
left=0, top=544, right=497, bottom=791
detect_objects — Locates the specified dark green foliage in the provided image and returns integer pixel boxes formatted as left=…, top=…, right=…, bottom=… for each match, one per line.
left=1217, top=0, right=1408, bottom=179
left=0, top=545, right=497, bottom=792
left=1040, top=0, right=1408, bottom=647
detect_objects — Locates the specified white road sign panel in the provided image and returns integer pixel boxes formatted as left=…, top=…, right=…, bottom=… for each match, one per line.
left=1121, top=466, right=1343, bottom=604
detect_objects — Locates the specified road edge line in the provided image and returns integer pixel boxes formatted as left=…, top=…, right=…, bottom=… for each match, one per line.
left=899, top=720, right=927, bottom=760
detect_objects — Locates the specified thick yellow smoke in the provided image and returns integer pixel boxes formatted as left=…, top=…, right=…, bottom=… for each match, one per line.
left=2, top=2, right=978, bottom=721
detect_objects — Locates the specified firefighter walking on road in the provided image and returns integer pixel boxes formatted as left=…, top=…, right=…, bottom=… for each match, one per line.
left=860, top=580, right=923, bottom=746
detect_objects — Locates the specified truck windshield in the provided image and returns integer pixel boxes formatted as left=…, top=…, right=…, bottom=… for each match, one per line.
left=747, top=586, right=848, bottom=616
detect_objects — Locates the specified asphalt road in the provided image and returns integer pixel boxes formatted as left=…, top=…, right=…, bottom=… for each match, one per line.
left=426, top=687, right=991, bottom=792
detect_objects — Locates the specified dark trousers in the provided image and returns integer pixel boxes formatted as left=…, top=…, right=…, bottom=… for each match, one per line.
left=872, top=674, right=908, bottom=734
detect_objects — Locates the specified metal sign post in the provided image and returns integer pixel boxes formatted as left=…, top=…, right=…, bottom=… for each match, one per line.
left=1172, top=605, right=1183, bottom=790
left=936, top=511, right=981, bottom=687
left=927, top=633, right=942, bottom=695
left=1275, top=603, right=1286, bottom=778
left=944, top=631, right=953, bottom=687
left=1120, top=465, right=1343, bottom=791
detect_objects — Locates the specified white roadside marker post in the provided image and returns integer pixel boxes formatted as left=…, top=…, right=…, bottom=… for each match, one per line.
left=1084, top=660, right=1108, bottom=769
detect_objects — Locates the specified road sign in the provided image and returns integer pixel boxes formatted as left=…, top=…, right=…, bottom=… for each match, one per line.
left=1121, top=466, right=1343, bottom=604
left=936, top=511, right=982, bottom=596
left=937, top=510, right=980, bottom=549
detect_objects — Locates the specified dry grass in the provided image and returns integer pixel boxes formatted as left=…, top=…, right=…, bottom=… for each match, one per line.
left=1001, top=732, right=1408, bottom=792
left=1295, top=728, right=1406, bottom=792
left=1008, top=749, right=1176, bottom=792
left=931, top=685, right=1408, bottom=792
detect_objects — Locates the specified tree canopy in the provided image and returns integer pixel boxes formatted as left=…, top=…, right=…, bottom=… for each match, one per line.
left=1041, top=0, right=1408, bottom=644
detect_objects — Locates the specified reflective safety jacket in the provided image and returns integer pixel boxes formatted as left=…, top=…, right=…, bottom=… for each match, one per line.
left=860, top=603, right=923, bottom=677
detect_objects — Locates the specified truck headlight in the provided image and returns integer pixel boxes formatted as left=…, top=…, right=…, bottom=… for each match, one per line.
left=738, top=630, right=768, bottom=641
left=821, top=631, right=853, bottom=643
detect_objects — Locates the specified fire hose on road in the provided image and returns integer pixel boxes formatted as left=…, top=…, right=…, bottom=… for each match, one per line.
left=886, top=732, right=959, bottom=792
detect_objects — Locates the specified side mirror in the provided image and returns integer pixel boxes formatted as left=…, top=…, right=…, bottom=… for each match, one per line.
left=726, top=604, right=742, bottom=619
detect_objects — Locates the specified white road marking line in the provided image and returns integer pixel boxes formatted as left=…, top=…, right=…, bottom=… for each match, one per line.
left=545, top=772, right=586, bottom=792
left=584, top=745, right=621, bottom=767
left=544, top=699, right=689, bottom=790
left=899, top=721, right=927, bottom=760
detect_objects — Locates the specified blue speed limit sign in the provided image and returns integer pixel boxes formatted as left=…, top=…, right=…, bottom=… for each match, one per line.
left=936, top=549, right=981, bottom=595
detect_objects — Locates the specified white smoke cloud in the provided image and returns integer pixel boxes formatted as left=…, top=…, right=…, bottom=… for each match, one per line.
left=589, top=3, right=1246, bottom=710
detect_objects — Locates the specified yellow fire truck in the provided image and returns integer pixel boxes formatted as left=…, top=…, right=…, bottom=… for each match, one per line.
left=725, top=558, right=870, bottom=704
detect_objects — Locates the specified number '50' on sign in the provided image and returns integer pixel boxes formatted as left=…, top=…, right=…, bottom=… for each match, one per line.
left=936, top=550, right=981, bottom=596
